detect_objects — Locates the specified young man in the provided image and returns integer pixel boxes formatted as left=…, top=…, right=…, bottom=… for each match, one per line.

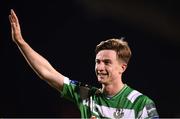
left=9, top=9, right=159, bottom=118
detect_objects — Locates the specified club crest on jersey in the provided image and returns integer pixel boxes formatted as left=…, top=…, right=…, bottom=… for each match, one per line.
left=113, top=109, right=124, bottom=118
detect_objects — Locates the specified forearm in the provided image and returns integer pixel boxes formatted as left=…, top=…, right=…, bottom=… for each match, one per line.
left=9, top=9, right=64, bottom=90
left=16, top=38, right=52, bottom=78
left=16, top=38, right=64, bottom=86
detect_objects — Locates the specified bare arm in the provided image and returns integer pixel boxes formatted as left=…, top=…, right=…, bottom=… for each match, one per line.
left=9, top=9, right=64, bottom=91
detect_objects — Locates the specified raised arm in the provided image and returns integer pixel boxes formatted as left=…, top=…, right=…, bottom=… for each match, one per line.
left=9, top=9, right=64, bottom=91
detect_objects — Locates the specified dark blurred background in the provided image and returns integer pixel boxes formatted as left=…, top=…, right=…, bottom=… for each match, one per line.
left=1, top=0, right=180, bottom=118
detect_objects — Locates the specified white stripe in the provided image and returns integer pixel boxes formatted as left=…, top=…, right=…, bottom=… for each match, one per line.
left=82, top=98, right=100, bottom=116
left=82, top=99, right=88, bottom=106
left=127, top=90, right=142, bottom=103
left=63, top=77, right=70, bottom=85
left=82, top=100, right=136, bottom=118
left=95, top=103, right=135, bottom=118
left=90, top=96, right=93, bottom=112
left=138, top=106, right=148, bottom=118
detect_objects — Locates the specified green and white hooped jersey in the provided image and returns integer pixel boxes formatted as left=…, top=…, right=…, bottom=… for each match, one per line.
left=61, top=77, right=159, bottom=118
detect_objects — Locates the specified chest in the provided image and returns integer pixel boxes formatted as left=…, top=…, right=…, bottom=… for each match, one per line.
left=82, top=95, right=137, bottom=118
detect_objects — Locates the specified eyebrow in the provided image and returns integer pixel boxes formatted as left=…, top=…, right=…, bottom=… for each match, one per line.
left=95, top=59, right=111, bottom=62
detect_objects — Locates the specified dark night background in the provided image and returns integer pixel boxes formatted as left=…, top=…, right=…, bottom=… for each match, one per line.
left=1, top=0, right=180, bottom=118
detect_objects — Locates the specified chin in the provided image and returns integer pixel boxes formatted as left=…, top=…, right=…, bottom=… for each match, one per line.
left=98, top=78, right=106, bottom=84
left=98, top=78, right=103, bottom=82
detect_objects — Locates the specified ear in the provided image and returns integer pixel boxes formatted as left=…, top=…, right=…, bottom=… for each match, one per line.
left=121, top=63, right=127, bottom=73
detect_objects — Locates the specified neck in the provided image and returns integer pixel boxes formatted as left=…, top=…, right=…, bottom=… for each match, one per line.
left=102, top=80, right=124, bottom=97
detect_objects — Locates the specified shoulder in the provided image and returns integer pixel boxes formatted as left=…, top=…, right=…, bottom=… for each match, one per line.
left=126, top=85, right=159, bottom=118
left=125, top=85, right=154, bottom=104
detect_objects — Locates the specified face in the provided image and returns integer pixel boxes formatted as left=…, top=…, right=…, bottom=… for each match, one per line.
left=95, top=50, right=126, bottom=85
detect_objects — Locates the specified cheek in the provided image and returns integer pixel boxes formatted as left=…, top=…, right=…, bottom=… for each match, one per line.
left=95, top=65, right=98, bottom=71
left=114, top=66, right=122, bottom=74
left=95, top=65, right=99, bottom=74
left=106, top=67, right=113, bottom=74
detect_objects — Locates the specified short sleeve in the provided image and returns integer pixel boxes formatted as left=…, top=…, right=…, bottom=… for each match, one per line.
left=137, top=96, right=159, bottom=118
left=60, top=77, right=81, bottom=104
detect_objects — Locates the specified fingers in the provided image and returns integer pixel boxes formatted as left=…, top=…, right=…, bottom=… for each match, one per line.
left=9, top=15, right=14, bottom=25
left=9, top=15, right=16, bottom=31
left=9, top=14, right=16, bottom=29
left=9, top=9, right=19, bottom=25
left=9, top=9, right=21, bottom=31
left=9, top=15, right=12, bottom=24
left=9, top=11, right=15, bottom=26
left=11, top=9, right=18, bottom=23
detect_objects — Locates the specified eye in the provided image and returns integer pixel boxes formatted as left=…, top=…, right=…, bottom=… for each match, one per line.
left=104, top=60, right=111, bottom=65
left=95, top=59, right=100, bottom=64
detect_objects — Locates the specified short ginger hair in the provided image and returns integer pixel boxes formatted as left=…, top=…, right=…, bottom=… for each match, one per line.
left=95, top=38, right=132, bottom=64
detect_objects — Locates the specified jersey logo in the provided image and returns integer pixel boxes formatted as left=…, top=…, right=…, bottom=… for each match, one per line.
left=113, top=109, right=124, bottom=118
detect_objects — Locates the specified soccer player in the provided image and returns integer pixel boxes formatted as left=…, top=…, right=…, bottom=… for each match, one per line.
left=9, top=9, right=159, bottom=118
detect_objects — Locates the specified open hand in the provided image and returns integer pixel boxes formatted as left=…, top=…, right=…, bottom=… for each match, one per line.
left=9, top=9, right=23, bottom=43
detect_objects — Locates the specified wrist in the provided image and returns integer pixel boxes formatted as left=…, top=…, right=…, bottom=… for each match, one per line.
left=15, top=37, right=26, bottom=46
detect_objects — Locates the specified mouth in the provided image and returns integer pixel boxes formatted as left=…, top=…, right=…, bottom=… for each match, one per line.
left=97, top=72, right=108, bottom=81
left=97, top=73, right=107, bottom=76
left=96, top=70, right=108, bottom=75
